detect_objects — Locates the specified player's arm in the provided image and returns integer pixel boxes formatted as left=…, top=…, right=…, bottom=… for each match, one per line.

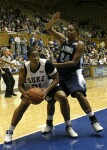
left=53, top=41, right=84, bottom=68
left=46, top=72, right=59, bottom=94
left=44, top=60, right=59, bottom=94
left=18, top=67, right=29, bottom=97
left=46, top=12, right=66, bottom=44
left=0, top=58, right=13, bottom=65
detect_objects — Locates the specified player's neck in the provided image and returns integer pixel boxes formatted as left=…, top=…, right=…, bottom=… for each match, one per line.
left=30, top=66, right=38, bottom=72
left=68, top=38, right=77, bottom=44
left=30, top=62, right=40, bottom=73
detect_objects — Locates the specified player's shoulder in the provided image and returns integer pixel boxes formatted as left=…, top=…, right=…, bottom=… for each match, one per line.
left=40, top=58, right=47, bottom=64
left=77, top=40, right=85, bottom=48
left=25, top=61, right=30, bottom=66
left=40, top=58, right=52, bottom=66
left=19, top=66, right=27, bottom=79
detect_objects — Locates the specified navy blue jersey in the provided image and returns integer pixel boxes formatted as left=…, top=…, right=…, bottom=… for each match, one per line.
left=57, top=40, right=83, bottom=80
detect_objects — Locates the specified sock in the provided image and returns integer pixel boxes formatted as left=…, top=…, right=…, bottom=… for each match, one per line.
left=65, top=120, right=71, bottom=126
left=89, top=115, right=98, bottom=124
left=9, top=125, right=15, bottom=132
left=87, top=111, right=94, bottom=117
left=87, top=111, right=98, bottom=124
left=46, top=116, right=54, bottom=126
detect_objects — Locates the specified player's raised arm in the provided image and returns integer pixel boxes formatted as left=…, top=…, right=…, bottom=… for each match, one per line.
left=46, top=12, right=66, bottom=44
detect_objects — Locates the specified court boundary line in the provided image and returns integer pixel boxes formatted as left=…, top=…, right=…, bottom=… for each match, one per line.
left=0, top=107, right=107, bottom=145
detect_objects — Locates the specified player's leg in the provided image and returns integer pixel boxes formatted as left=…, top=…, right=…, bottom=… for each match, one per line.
left=4, top=97, right=30, bottom=143
left=7, top=71, right=17, bottom=96
left=42, top=86, right=78, bottom=137
left=74, top=91, right=103, bottom=132
left=2, top=70, right=12, bottom=97
left=41, top=100, right=56, bottom=134
left=67, top=69, right=103, bottom=132
left=54, top=90, right=78, bottom=137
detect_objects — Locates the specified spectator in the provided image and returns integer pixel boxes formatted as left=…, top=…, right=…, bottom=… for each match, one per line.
left=14, top=34, right=21, bottom=54
left=1, top=49, right=17, bottom=97
left=20, top=36, right=27, bottom=55
left=9, top=35, right=15, bottom=53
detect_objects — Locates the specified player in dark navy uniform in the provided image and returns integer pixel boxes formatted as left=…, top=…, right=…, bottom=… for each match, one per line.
left=42, top=12, right=103, bottom=134
left=4, top=47, right=78, bottom=144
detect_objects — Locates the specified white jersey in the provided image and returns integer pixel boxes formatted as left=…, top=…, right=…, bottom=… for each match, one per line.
left=24, top=58, right=57, bottom=89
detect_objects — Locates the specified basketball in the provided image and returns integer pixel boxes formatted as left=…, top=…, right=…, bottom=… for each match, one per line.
left=28, top=87, right=45, bottom=105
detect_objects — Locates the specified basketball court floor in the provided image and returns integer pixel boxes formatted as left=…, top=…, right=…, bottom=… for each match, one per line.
left=0, top=77, right=107, bottom=150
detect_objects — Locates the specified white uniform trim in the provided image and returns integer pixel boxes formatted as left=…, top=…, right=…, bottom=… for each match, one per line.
left=49, top=68, right=57, bottom=76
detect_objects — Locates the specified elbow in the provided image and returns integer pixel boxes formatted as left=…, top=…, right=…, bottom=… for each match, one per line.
left=71, top=61, right=78, bottom=67
left=73, top=59, right=80, bottom=66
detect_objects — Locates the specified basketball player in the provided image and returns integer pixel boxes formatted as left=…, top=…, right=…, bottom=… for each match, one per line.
left=4, top=47, right=78, bottom=144
left=42, top=12, right=103, bottom=134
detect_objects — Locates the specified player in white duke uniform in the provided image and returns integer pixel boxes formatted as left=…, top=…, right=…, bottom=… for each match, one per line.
left=24, top=58, right=55, bottom=89
left=4, top=47, right=78, bottom=144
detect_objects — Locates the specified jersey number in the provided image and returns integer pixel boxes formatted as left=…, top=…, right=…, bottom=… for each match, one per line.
left=60, top=53, right=70, bottom=62
left=32, top=83, right=41, bottom=88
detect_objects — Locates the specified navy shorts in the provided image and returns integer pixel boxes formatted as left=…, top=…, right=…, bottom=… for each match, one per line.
left=46, top=85, right=62, bottom=102
left=59, top=69, right=87, bottom=98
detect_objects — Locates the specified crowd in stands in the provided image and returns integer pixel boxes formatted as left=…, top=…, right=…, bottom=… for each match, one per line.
left=0, top=35, right=107, bottom=74
left=84, top=39, right=107, bottom=65
left=79, top=20, right=107, bottom=39
left=0, top=35, right=60, bottom=73
left=0, top=6, right=49, bottom=34
left=0, top=5, right=107, bottom=73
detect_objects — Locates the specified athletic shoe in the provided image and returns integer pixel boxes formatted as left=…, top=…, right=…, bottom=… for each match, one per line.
left=66, top=125, right=78, bottom=138
left=4, top=130, right=13, bottom=143
left=41, top=125, right=55, bottom=134
left=12, top=93, right=17, bottom=96
left=92, top=122, right=103, bottom=132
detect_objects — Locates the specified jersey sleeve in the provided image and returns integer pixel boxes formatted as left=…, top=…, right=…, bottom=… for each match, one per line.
left=45, top=60, right=57, bottom=77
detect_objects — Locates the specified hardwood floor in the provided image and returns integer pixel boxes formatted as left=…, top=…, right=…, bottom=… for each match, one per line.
left=0, top=77, right=107, bottom=143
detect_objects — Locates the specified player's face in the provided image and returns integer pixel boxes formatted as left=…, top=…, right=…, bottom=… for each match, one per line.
left=66, top=25, right=77, bottom=40
left=29, top=51, right=40, bottom=64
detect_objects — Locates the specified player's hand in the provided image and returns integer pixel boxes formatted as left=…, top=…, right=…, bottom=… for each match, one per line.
left=41, top=88, right=47, bottom=99
left=23, top=91, right=29, bottom=99
left=52, top=12, right=61, bottom=22
left=23, top=91, right=31, bottom=103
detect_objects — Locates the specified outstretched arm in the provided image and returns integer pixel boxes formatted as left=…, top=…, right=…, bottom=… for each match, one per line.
left=46, top=12, right=66, bottom=44
left=0, top=58, right=19, bottom=67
